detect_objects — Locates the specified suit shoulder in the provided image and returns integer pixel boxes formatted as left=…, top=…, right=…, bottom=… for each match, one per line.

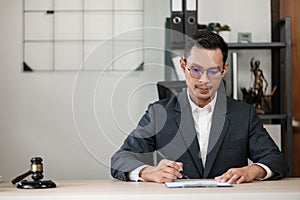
left=226, top=96, right=254, bottom=111
left=152, top=95, right=178, bottom=108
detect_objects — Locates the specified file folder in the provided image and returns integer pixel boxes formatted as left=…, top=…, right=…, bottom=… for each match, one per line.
left=170, top=0, right=184, bottom=48
left=184, top=0, right=198, bottom=38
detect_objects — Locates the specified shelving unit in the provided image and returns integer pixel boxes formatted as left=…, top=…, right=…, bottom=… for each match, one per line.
left=229, top=17, right=292, bottom=176
left=165, top=17, right=293, bottom=176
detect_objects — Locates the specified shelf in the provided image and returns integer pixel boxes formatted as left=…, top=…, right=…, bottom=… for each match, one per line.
left=258, top=114, right=287, bottom=120
left=228, top=42, right=285, bottom=49
left=166, top=42, right=286, bottom=51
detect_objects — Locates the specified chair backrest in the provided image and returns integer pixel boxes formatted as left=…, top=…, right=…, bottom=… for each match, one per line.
left=156, top=80, right=187, bottom=100
left=157, top=79, right=227, bottom=100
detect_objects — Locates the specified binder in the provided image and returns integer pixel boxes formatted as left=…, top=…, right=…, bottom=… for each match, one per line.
left=184, top=0, right=198, bottom=38
left=170, top=0, right=184, bottom=48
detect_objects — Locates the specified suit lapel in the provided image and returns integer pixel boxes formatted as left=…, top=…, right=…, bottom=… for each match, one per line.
left=175, top=90, right=204, bottom=177
left=204, top=83, right=230, bottom=178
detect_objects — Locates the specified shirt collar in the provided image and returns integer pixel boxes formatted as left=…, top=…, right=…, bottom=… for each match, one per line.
left=187, top=89, right=217, bottom=113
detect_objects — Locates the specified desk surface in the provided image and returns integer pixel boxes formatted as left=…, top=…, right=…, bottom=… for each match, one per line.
left=1, top=178, right=300, bottom=200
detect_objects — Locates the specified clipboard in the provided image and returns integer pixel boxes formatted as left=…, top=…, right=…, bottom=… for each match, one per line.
left=165, top=180, right=232, bottom=188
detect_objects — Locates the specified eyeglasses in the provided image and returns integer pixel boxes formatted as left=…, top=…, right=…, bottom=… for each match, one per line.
left=186, top=64, right=222, bottom=80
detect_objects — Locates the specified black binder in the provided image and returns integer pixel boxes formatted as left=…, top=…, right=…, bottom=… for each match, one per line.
left=183, top=0, right=197, bottom=38
left=170, top=0, right=184, bottom=48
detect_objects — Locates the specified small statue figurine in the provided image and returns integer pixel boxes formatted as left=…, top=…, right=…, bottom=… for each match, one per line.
left=241, top=57, right=276, bottom=114
left=251, top=57, right=268, bottom=112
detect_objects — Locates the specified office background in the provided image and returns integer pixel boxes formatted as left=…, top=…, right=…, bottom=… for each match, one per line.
left=0, top=0, right=273, bottom=181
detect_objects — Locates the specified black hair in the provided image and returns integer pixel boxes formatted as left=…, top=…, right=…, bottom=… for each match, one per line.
left=184, top=30, right=228, bottom=65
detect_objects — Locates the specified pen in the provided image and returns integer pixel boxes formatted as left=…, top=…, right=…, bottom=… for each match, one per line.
left=180, top=172, right=190, bottom=179
left=157, top=151, right=190, bottom=179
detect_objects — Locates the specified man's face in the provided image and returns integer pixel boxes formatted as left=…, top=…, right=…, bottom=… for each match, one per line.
left=180, top=46, right=228, bottom=107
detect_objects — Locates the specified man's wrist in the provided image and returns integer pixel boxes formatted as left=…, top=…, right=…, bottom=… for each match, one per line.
left=252, top=163, right=273, bottom=180
left=251, top=164, right=267, bottom=179
left=128, top=165, right=148, bottom=181
left=139, top=166, right=155, bottom=182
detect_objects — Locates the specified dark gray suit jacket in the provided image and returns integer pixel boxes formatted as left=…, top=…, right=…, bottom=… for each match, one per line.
left=110, top=86, right=288, bottom=181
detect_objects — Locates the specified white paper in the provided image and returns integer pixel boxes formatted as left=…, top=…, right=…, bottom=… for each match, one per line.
left=172, top=56, right=186, bottom=80
left=165, top=180, right=232, bottom=188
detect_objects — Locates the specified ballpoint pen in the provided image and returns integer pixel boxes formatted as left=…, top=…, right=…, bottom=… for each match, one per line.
left=180, top=172, right=190, bottom=179
left=157, top=151, right=190, bottom=179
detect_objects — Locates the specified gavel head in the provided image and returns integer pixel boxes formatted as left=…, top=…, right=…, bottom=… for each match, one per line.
left=30, top=157, right=44, bottom=181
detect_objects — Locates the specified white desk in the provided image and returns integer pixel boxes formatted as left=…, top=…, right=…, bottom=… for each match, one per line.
left=0, top=178, right=300, bottom=200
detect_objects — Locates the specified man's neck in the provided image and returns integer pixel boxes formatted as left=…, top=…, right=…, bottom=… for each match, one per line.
left=187, top=90, right=217, bottom=109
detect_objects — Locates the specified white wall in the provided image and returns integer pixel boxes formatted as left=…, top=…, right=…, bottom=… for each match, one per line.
left=0, top=0, right=271, bottom=181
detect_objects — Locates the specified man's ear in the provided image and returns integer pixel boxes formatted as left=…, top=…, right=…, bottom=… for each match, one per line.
left=180, top=58, right=186, bottom=71
left=221, top=62, right=229, bottom=77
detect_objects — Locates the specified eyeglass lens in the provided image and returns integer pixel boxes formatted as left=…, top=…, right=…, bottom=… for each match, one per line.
left=189, top=66, right=221, bottom=79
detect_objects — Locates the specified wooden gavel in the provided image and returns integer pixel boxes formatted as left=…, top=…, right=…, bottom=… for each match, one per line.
left=11, top=157, right=44, bottom=184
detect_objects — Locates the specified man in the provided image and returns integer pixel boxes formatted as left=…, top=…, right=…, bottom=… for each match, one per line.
left=110, top=30, right=288, bottom=184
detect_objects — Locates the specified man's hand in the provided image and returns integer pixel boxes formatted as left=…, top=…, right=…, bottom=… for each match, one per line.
left=139, top=159, right=183, bottom=183
left=214, top=164, right=267, bottom=184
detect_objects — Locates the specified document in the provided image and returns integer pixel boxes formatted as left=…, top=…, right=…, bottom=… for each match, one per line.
left=165, top=180, right=232, bottom=188
left=172, top=56, right=186, bottom=80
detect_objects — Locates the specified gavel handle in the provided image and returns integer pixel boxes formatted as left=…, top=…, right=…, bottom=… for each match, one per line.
left=11, top=170, right=32, bottom=184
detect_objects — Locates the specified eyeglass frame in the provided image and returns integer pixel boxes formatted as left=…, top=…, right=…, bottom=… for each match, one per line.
left=183, top=59, right=224, bottom=80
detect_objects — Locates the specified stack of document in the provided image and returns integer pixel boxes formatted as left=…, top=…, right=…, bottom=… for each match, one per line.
left=165, top=180, right=232, bottom=188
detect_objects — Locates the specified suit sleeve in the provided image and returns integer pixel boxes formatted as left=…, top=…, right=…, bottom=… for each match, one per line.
left=247, top=106, right=289, bottom=179
left=110, top=103, right=164, bottom=181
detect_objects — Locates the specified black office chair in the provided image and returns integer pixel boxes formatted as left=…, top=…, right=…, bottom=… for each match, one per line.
left=157, top=79, right=227, bottom=100
left=156, top=80, right=187, bottom=100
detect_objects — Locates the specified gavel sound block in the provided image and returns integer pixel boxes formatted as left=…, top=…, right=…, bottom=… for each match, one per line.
left=11, top=157, right=56, bottom=189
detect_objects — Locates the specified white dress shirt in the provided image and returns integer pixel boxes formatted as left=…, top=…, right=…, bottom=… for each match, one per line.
left=187, top=90, right=216, bottom=166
